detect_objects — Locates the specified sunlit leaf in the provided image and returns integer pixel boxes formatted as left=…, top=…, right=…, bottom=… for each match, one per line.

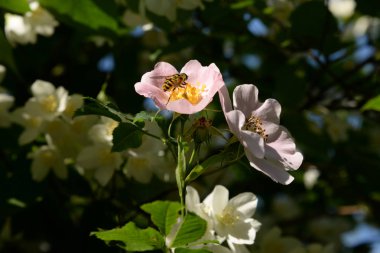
left=0, top=0, right=30, bottom=14
left=362, top=95, right=380, bottom=111
left=170, top=213, right=207, bottom=248
left=74, top=97, right=123, bottom=122
left=91, top=222, right=165, bottom=251
left=141, top=201, right=181, bottom=235
left=39, top=0, right=125, bottom=34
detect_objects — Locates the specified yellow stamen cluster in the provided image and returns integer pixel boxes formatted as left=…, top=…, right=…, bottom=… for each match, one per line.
left=41, top=95, right=58, bottom=113
left=217, top=208, right=240, bottom=225
left=169, top=83, right=206, bottom=105
left=244, top=115, right=268, bottom=141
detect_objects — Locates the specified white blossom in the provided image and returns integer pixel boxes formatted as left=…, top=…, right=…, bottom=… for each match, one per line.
left=4, top=1, right=58, bottom=45
left=29, top=139, right=67, bottom=181
left=186, top=185, right=261, bottom=252
left=76, top=143, right=123, bottom=186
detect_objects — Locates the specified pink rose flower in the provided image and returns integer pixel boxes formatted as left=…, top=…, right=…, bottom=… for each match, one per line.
left=135, top=60, right=225, bottom=114
left=219, top=84, right=303, bottom=185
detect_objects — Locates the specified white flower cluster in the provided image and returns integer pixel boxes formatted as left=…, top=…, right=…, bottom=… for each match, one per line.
left=182, top=185, right=261, bottom=253
left=4, top=1, right=58, bottom=45
left=1, top=78, right=174, bottom=186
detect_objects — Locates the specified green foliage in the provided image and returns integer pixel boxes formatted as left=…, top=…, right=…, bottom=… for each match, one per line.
left=169, top=213, right=207, bottom=249
left=39, top=0, right=125, bottom=35
left=0, top=0, right=30, bottom=14
left=91, top=222, right=165, bottom=251
left=141, top=201, right=181, bottom=235
left=74, top=97, right=125, bottom=122
left=112, top=122, right=144, bottom=152
left=175, top=248, right=212, bottom=253
left=362, top=95, right=380, bottom=112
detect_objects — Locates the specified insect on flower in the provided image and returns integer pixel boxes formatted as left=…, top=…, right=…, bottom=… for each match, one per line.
left=151, top=73, right=188, bottom=105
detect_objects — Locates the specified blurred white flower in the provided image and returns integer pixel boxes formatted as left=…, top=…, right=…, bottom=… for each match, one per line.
left=123, top=121, right=176, bottom=183
left=343, top=16, right=380, bottom=41
left=4, top=13, right=36, bottom=45
left=304, top=166, right=320, bottom=190
left=0, top=89, right=14, bottom=128
left=88, top=116, right=119, bottom=144
left=186, top=185, right=261, bottom=252
left=45, top=116, right=97, bottom=159
left=12, top=107, right=45, bottom=145
left=26, top=1, right=58, bottom=37
left=29, top=139, right=67, bottom=181
left=62, top=94, right=83, bottom=119
left=328, top=0, right=356, bottom=19
left=0, top=65, right=6, bottom=83
left=122, top=9, right=150, bottom=28
left=76, top=143, right=123, bottom=186
left=24, top=80, right=68, bottom=120
left=4, top=1, right=58, bottom=45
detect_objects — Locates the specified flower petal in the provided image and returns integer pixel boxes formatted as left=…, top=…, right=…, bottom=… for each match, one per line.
left=240, top=130, right=265, bottom=159
left=246, top=150, right=294, bottom=185
left=228, top=193, right=258, bottom=218
left=203, top=185, right=229, bottom=215
left=266, top=146, right=303, bottom=171
left=218, top=85, right=233, bottom=113
left=225, top=110, right=245, bottom=134
left=254, top=98, right=281, bottom=124
left=185, top=186, right=201, bottom=213
left=232, top=84, right=260, bottom=118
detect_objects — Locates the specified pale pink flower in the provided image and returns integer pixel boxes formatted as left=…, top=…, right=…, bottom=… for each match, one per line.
left=218, top=84, right=303, bottom=185
left=135, top=60, right=224, bottom=114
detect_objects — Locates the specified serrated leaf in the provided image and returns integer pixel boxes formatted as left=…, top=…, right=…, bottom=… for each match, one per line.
left=74, top=97, right=123, bottom=122
left=170, top=213, right=207, bottom=248
left=362, top=95, right=380, bottom=111
left=39, top=0, right=124, bottom=34
left=0, top=0, right=30, bottom=14
left=112, top=122, right=144, bottom=152
left=175, top=248, right=212, bottom=253
left=141, top=201, right=181, bottom=235
left=91, top=222, right=164, bottom=251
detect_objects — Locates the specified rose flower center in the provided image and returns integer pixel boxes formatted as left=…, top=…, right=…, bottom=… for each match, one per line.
left=244, top=115, right=268, bottom=141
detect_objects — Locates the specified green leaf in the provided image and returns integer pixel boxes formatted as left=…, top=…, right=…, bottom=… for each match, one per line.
left=0, top=0, right=30, bottom=14
left=141, top=201, right=181, bottom=235
left=362, top=95, right=380, bottom=111
left=74, top=97, right=124, bottom=122
left=112, top=122, right=144, bottom=152
left=170, top=213, right=207, bottom=248
left=230, top=0, right=253, bottom=9
left=175, top=248, right=212, bottom=253
left=39, top=0, right=124, bottom=34
left=91, top=222, right=165, bottom=251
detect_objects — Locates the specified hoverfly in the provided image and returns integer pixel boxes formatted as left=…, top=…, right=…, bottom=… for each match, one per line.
left=151, top=73, right=188, bottom=105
